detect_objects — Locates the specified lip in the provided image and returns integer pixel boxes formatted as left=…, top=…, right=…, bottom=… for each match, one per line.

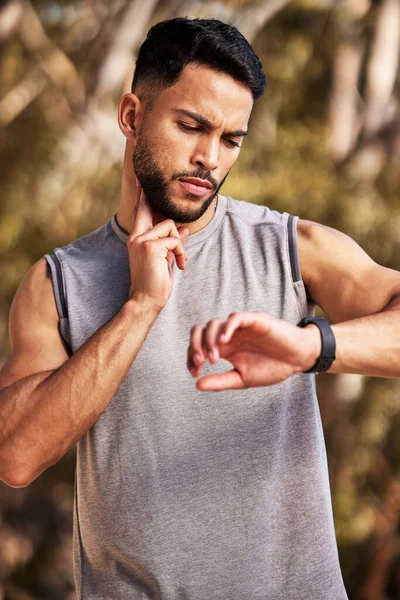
left=179, top=177, right=212, bottom=189
left=179, top=180, right=212, bottom=197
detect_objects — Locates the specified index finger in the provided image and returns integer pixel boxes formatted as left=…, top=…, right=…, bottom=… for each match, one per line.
left=130, top=179, right=153, bottom=239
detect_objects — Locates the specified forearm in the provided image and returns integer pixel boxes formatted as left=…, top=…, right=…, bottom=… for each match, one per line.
left=0, top=298, right=159, bottom=487
left=328, top=301, right=400, bottom=377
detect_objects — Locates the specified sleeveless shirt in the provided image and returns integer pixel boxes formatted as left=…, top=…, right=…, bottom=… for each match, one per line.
left=44, top=195, right=348, bottom=600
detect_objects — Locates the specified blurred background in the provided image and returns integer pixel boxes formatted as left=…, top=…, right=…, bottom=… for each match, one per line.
left=1, top=0, right=400, bottom=598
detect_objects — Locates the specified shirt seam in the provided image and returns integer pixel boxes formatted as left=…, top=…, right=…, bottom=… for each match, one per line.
left=283, top=214, right=307, bottom=322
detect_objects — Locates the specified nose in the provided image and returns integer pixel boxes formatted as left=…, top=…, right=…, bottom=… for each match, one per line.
left=191, top=137, right=219, bottom=172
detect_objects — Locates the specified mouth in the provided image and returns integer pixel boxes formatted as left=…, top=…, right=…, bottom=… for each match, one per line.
left=179, top=179, right=212, bottom=197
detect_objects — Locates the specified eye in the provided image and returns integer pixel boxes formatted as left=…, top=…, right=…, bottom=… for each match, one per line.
left=179, top=123, right=200, bottom=132
left=178, top=122, right=241, bottom=148
left=225, top=139, right=241, bottom=148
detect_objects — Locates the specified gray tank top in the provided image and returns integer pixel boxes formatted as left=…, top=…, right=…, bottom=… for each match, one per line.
left=44, top=195, right=348, bottom=600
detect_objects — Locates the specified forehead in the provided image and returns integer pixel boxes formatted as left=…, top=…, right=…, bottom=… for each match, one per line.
left=153, top=63, right=253, bottom=128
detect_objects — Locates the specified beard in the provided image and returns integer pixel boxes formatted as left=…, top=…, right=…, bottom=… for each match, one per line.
left=132, top=128, right=228, bottom=223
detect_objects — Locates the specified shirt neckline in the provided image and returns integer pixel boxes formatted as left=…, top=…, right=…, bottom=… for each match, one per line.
left=111, top=194, right=228, bottom=249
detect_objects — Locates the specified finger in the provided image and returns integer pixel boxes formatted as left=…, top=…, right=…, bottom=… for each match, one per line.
left=132, top=217, right=189, bottom=258
left=218, top=313, right=242, bottom=344
left=137, top=220, right=189, bottom=267
left=173, top=226, right=190, bottom=268
left=146, top=237, right=188, bottom=271
left=166, top=249, right=175, bottom=269
left=187, top=349, right=203, bottom=378
left=195, top=369, right=245, bottom=392
left=187, top=324, right=206, bottom=377
left=218, top=311, right=267, bottom=344
left=131, top=186, right=153, bottom=238
left=178, top=225, right=190, bottom=245
left=202, top=320, right=224, bottom=363
left=147, top=220, right=187, bottom=243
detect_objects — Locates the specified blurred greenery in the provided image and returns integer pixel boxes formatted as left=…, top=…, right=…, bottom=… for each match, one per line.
left=1, top=0, right=400, bottom=598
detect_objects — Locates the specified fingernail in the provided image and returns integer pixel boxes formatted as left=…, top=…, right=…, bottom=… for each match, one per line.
left=194, top=353, right=201, bottom=363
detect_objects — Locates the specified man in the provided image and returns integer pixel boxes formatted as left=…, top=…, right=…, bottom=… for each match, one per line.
left=0, top=16, right=399, bottom=600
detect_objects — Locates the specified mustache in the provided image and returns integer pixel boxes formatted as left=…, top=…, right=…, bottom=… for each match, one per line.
left=172, top=170, right=218, bottom=190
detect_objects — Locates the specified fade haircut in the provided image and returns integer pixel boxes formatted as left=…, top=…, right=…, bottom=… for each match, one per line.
left=131, top=17, right=267, bottom=110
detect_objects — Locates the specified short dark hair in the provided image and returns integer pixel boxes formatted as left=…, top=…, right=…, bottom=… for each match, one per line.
left=131, top=17, right=267, bottom=108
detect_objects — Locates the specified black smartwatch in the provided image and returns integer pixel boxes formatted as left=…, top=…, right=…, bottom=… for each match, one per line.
left=297, top=316, right=336, bottom=374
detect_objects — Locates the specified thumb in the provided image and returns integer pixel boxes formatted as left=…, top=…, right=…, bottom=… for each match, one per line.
left=196, top=369, right=245, bottom=392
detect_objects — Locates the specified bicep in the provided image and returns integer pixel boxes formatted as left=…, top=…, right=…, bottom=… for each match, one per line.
left=297, top=219, right=400, bottom=323
left=0, top=258, right=70, bottom=391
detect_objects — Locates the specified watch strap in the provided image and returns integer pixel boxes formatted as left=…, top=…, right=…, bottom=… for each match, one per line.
left=297, top=316, right=336, bottom=374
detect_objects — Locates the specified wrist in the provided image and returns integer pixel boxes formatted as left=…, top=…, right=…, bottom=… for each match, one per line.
left=301, top=324, right=322, bottom=372
left=123, top=294, right=161, bottom=322
left=297, top=316, right=336, bottom=373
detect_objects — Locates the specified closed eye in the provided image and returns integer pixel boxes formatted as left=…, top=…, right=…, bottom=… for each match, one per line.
left=224, top=139, right=241, bottom=148
left=179, top=123, right=200, bottom=132
left=178, top=122, right=241, bottom=148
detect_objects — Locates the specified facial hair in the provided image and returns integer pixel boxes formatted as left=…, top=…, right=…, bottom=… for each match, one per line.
left=132, top=127, right=228, bottom=223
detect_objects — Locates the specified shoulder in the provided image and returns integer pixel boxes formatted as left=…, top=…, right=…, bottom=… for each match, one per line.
left=296, top=218, right=371, bottom=284
left=1, top=257, right=69, bottom=391
left=296, top=218, right=365, bottom=288
left=9, top=257, right=62, bottom=349
left=51, top=218, right=118, bottom=267
left=225, top=196, right=291, bottom=229
left=296, top=218, right=400, bottom=320
left=297, top=218, right=349, bottom=247
left=14, top=258, right=54, bottom=309
left=64, top=220, right=111, bottom=254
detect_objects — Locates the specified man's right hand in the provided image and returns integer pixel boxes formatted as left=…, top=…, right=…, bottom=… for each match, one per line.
left=128, top=179, right=189, bottom=312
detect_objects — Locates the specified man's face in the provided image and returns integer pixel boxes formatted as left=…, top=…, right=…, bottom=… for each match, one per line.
left=132, top=63, right=253, bottom=223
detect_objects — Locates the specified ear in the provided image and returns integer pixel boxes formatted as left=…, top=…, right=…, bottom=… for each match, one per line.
left=118, top=93, right=142, bottom=144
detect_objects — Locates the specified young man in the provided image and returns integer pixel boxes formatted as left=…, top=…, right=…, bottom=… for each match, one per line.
left=1, top=16, right=399, bottom=600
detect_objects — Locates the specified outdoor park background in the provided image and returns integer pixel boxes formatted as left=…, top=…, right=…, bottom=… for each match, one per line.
left=1, top=0, right=400, bottom=598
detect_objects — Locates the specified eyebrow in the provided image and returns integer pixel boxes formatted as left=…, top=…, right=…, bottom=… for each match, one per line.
left=173, top=108, right=248, bottom=138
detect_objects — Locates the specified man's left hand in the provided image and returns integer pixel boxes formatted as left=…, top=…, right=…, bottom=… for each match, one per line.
left=187, top=312, right=321, bottom=391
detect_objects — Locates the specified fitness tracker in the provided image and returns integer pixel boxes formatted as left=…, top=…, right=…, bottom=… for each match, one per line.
left=297, top=316, right=336, bottom=374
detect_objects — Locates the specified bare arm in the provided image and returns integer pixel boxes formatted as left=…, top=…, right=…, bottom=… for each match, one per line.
left=186, top=220, right=400, bottom=391
left=0, top=258, right=159, bottom=488
left=0, top=184, right=189, bottom=488
left=297, top=219, right=400, bottom=377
